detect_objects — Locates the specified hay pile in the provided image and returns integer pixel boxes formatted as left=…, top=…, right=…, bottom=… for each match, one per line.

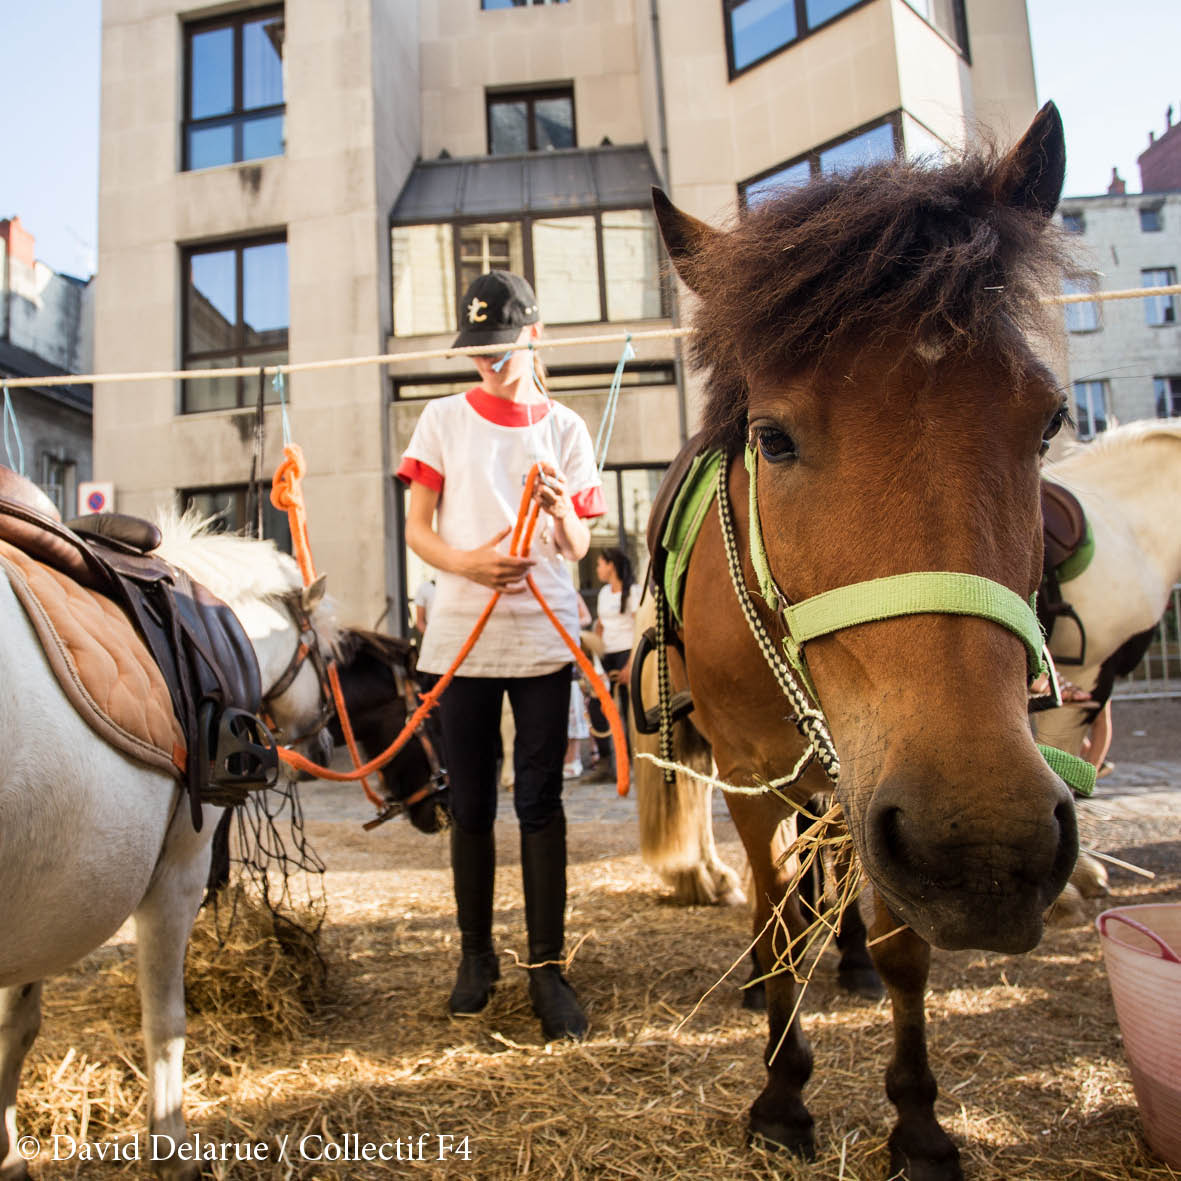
left=15, top=792, right=1181, bottom=1180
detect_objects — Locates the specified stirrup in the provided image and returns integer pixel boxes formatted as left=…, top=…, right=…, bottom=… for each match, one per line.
left=630, top=626, right=694, bottom=735
left=199, top=701, right=279, bottom=804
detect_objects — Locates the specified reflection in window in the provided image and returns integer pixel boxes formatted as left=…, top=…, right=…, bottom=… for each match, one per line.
left=576, top=467, right=666, bottom=601
left=1143, top=267, right=1178, bottom=326
left=1061, top=212, right=1085, bottom=234
left=488, top=88, right=575, bottom=154
left=741, top=118, right=898, bottom=206
left=1072, top=381, right=1109, bottom=439
left=180, top=483, right=292, bottom=549
left=184, top=8, right=285, bottom=171
left=725, top=0, right=860, bottom=75
left=819, top=122, right=896, bottom=175
left=1062, top=277, right=1100, bottom=333
left=1155, top=376, right=1181, bottom=418
left=602, top=210, right=664, bottom=321
left=182, top=237, right=288, bottom=413
left=481, top=0, right=569, bottom=8
left=904, top=0, right=968, bottom=51
left=392, top=225, right=456, bottom=337
left=458, top=222, right=525, bottom=295
left=533, top=217, right=600, bottom=324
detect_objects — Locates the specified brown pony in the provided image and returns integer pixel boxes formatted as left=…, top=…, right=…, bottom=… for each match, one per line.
left=644, top=103, right=1077, bottom=1180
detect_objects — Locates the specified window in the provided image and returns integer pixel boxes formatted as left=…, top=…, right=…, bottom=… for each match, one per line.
left=1140, top=206, right=1163, bottom=232
left=1061, top=211, right=1085, bottom=234
left=741, top=117, right=898, bottom=206
left=391, top=209, right=666, bottom=336
left=724, top=0, right=863, bottom=77
left=487, top=87, right=575, bottom=154
left=184, top=8, right=285, bottom=171
left=1062, top=277, right=1100, bottom=333
left=1155, top=376, right=1181, bottom=418
left=1072, top=381, right=1109, bottom=439
left=579, top=466, right=667, bottom=602
left=481, top=0, right=569, bottom=8
left=903, top=0, right=968, bottom=51
left=1143, top=267, right=1178, bottom=326
left=179, top=483, right=292, bottom=550
left=182, top=236, right=288, bottom=413
left=39, top=452, right=77, bottom=517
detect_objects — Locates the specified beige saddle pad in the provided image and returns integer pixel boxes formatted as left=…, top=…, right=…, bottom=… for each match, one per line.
left=0, top=537, right=185, bottom=778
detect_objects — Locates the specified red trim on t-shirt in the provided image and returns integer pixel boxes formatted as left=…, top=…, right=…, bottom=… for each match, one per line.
left=396, top=457, right=444, bottom=492
left=465, top=387, right=552, bottom=427
left=571, top=485, right=607, bottom=519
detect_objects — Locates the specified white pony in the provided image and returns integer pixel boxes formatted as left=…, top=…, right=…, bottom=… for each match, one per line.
left=1035, top=418, right=1181, bottom=755
left=0, top=513, right=338, bottom=1181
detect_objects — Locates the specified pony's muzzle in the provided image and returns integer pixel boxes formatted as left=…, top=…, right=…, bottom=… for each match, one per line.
left=861, top=768, right=1079, bottom=953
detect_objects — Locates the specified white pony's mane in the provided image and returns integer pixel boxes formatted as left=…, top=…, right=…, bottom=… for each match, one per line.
left=151, top=509, right=342, bottom=652
left=1055, top=417, right=1181, bottom=466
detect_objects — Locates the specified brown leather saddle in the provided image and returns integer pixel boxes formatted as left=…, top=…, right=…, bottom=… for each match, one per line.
left=1040, top=480, right=1087, bottom=575
left=0, top=466, right=277, bottom=827
left=1038, top=479, right=1091, bottom=666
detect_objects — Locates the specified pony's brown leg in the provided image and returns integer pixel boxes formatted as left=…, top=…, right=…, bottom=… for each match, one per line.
left=865, top=890, right=963, bottom=1181
left=0, top=981, right=41, bottom=1181
left=730, top=799, right=815, bottom=1156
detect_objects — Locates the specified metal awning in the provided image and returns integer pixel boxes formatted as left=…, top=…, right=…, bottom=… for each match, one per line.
left=390, top=144, right=663, bottom=224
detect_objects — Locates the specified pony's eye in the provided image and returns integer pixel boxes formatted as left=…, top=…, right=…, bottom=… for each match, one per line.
left=753, top=427, right=797, bottom=463
left=1040, top=407, right=1068, bottom=455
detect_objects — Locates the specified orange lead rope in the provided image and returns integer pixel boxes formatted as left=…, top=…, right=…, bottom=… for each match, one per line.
left=273, top=461, right=631, bottom=798
left=271, top=443, right=385, bottom=809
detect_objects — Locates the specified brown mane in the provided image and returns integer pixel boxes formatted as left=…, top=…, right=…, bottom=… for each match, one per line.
left=680, top=150, right=1072, bottom=453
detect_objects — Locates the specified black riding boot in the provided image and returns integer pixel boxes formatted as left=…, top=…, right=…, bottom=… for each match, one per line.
left=449, top=825, right=499, bottom=1014
left=521, top=812, right=588, bottom=1041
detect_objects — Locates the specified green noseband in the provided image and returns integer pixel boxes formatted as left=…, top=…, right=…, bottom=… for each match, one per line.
left=740, top=445, right=1095, bottom=798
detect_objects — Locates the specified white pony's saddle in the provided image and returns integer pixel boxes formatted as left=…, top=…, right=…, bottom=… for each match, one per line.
left=0, top=466, right=275, bottom=827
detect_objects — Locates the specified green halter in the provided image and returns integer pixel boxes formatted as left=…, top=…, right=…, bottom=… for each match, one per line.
left=739, top=444, right=1095, bottom=798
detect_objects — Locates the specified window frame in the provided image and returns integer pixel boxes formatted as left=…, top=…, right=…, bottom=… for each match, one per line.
left=1072, top=380, right=1109, bottom=440
left=1142, top=267, right=1178, bottom=327
left=723, top=0, right=905, bottom=80
left=1155, top=376, right=1181, bottom=419
left=390, top=206, right=669, bottom=337
left=1140, top=205, right=1164, bottom=233
left=1060, top=211, right=1085, bottom=234
left=739, top=113, right=902, bottom=206
left=480, top=0, right=570, bottom=9
left=182, top=5, right=285, bottom=172
left=178, top=481, right=293, bottom=549
left=486, top=85, right=577, bottom=155
left=180, top=233, right=289, bottom=413
left=392, top=362, right=678, bottom=401
left=1062, top=276, right=1101, bottom=334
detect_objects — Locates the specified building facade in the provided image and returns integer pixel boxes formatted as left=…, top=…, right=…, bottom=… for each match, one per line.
left=96, top=0, right=1039, bottom=630
left=0, top=216, right=94, bottom=516
left=1054, top=113, right=1181, bottom=435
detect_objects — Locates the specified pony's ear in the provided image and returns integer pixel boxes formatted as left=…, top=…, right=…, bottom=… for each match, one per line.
left=990, top=101, right=1066, bottom=218
left=651, top=187, right=721, bottom=291
left=301, top=573, right=328, bottom=612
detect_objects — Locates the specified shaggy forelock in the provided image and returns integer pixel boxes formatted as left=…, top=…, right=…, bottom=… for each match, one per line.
left=680, top=149, right=1073, bottom=453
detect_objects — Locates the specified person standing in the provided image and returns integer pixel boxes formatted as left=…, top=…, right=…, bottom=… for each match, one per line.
left=594, top=547, right=640, bottom=745
left=398, top=271, right=605, bottom=1041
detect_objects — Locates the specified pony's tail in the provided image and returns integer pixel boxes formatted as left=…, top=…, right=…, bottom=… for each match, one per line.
left=630, top=595, right=745, bottom=906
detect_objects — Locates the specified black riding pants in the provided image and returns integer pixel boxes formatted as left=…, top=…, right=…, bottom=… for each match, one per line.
left=437, top=665, right=572, bottom=835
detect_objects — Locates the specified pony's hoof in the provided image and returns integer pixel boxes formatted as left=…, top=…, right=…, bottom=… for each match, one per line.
left=837, top=965, right=885, bottom=999
left=748, top=1103, right=814, bottom=1157
left=888, top=1127, right=963, bottom=1181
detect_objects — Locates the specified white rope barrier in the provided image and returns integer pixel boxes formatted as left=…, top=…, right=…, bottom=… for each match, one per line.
left=3, top=284, right=1177, bottom=392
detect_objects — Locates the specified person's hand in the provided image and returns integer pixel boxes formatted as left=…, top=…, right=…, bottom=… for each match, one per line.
left=533, top=461, right=572, bottom=520
left=460, top=527, right=534, bottom=592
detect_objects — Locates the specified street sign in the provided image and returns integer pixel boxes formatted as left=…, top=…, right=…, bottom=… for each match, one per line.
left=78, top=481, right=114, bottom=515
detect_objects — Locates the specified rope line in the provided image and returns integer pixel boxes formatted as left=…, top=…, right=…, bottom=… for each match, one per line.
left=635, top=750, right=815, bottom=796
left=5, top=282, right=1179, bottom=392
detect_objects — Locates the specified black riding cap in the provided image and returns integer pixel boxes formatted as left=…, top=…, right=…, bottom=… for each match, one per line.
left=453, top=270, right=540, bottom=349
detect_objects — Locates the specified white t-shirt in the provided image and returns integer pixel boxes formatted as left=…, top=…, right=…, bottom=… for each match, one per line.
left=414, top=579, right=436, bottom=623
left=398, top=388, right=605, bottom=678
left=597, top=582, right=641, bottom=655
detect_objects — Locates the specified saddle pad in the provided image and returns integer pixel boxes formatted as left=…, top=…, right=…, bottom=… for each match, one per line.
left=661, top=449, right=724, bottom=625
left=0, top=538, right=185, bottom=779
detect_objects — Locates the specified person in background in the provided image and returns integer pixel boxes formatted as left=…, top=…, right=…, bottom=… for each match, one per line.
left=413, top=576, right=436, bottom=637
left=398, top=270, right=605, bottom=1042
left=594, top=547, right=640, bottom=749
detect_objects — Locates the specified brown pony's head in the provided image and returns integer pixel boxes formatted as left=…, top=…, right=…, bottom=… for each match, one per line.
left=659, top=104, right=1078, bottom=953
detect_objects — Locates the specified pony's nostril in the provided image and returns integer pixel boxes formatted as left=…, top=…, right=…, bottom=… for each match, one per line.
left=872, top=802, right=905, bottom=864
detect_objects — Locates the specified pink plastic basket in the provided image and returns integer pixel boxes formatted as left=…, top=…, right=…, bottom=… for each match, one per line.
left=1097, top=904, right=1181, bottom=1167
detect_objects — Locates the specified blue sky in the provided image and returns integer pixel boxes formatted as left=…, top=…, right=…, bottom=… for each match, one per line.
left=1, top=1, right=1179, bottom=278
